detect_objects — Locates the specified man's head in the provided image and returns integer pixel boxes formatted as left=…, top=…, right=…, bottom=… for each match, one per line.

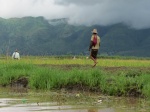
left=92, top=29, right=98, bottom=34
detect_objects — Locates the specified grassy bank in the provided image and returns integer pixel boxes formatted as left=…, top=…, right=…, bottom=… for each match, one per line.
left=0, top=57, right=150, bottom=99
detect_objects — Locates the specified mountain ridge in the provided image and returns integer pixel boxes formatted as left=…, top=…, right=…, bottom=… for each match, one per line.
left=0, top=17, right=150, bottom=57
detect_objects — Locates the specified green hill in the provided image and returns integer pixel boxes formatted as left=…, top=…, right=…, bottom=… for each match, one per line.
left=0, top=17, right=150, bottom=57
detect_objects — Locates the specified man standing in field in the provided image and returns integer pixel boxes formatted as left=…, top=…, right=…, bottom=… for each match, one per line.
left=12, top=49, right=20, bottom=60
left=89, top=29, right=100, bottom=67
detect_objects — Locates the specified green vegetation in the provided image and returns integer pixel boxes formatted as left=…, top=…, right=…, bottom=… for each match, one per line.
left=0, top=17, right=150, bottom=57
left=0, top=57, right=150, bottom=99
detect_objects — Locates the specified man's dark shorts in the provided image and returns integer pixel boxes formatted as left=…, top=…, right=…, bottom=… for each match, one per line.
left=91, top=49, right=98, bottom=59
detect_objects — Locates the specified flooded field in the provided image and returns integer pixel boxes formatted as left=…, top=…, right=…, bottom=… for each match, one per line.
left=0, top=88, right=150, bottom=112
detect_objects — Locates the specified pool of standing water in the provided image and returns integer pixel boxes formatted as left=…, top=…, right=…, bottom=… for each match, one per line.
left=0, top=88, right=150, bottom=112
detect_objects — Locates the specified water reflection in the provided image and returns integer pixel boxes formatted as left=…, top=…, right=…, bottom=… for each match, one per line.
left=88, top=108, right=114, bottom=112
left=88, top=109, right=98, bottom=112
left=0, top=98, right=150, bottom=112
left=0, top=87, right=150, bottom=112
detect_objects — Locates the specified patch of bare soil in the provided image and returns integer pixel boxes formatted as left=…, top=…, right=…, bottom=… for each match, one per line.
left=10, top=77, right=28, bottom=93
left=38, top=64, right=150, bottom=73
left=102, top=66, right=150, bottom=72
left=38, top=64, right=92, bottom=70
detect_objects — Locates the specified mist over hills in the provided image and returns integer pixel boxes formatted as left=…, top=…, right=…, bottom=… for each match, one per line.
left=0, top=16, right=150, bottom=57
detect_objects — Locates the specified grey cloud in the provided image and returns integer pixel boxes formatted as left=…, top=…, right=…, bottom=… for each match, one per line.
left=55, top=0, right=150, bottom=29
left=0, top=0, right=150, bottom=29
left=54, top=0, right=103, bottom=5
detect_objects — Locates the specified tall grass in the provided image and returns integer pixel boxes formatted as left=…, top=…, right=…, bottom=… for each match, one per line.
left=0, top=61, right=34, bottom=86
left=0, top=57, right=150, bottom=98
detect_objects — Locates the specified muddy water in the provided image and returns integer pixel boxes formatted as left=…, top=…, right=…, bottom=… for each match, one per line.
left=0, top=99, right=111, bottom=112
left=0, top=89, right=150, bottom=112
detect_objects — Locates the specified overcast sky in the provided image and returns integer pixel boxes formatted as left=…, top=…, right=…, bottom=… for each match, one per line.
left=0, top=0, right=150, bottom=29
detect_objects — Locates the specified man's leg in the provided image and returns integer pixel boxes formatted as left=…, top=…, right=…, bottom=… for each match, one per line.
left=90, top=49, right=98, bottom=67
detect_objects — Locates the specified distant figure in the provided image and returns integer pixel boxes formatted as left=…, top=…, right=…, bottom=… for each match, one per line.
left=89, top=29, right=100, bottom=67
left=73, top=56, right=76, bottom=59
left=12, top=49, right=20, bottom=60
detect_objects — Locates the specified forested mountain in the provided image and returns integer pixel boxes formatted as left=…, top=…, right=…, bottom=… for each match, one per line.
left=0, top=16, right=150, bottom=57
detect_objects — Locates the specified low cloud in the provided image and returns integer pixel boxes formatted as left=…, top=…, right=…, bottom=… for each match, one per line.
left=0, top=0, right=150, bottom=29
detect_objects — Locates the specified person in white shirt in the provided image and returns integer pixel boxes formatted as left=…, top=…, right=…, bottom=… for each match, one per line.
left=12, top=50, right=20, bottom=60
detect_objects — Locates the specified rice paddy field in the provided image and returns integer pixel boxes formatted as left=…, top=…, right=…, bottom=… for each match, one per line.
left=0, top=56, right=150, bottom=99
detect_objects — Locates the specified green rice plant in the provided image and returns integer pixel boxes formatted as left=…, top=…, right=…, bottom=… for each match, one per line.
left=99, top=70, right=147, bottom=97
left=100, top=73, right=127, bottom=96
left=58, top=68, right=106, bottom=92
left=142, top=84, right=150, bottom=99
left=0, top=61, right=34, bottom=86
left=137, top=74, right=150, bottom=98
left=81, top=69, right=104, bottom=91
left=29, top=67, right=106, bottom=92
left=29, top=67, right=72, bottom=90
left=29, top=67, right=58, bottom=89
